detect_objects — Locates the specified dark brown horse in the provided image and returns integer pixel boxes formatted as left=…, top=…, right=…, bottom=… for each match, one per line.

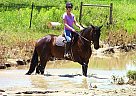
left=26, top=25, right=102, bottom=77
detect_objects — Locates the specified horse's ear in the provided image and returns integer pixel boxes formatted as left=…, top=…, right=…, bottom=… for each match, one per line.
left=80, top=24, right=86, bottom=28
left=91, top=25, right=95, bottom=29
left=99, top=25, right=103, bottom=29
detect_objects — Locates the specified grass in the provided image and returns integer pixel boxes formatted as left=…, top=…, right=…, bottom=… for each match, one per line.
left=127, top=70, right=136, bottom=80
left=0, top=0, right=136, bottom=46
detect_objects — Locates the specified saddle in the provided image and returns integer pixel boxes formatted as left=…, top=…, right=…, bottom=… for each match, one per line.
left=55, top=35, right=67, bottom=46
left=55, top=32, right=78, bottom=47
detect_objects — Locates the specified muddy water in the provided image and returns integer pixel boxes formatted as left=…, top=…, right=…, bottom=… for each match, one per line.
left=0, top=52, right=136, bottom=93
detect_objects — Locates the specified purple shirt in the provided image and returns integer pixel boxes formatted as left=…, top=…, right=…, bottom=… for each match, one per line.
left=63, top=12, right=75, bottom=31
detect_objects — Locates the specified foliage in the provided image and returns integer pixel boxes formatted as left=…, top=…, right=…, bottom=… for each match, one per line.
left=127, top=70, right=136, bottom=80
left=0, top=0, right=136, bottom=46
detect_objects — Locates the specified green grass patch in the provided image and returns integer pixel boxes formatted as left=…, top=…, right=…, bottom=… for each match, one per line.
left=0, top=0, right=136, bottom=45
left=127, top=70, right=136, bottom=80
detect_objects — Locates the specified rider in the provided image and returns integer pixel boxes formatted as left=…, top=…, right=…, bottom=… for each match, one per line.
left=63, top=2, right=83, bottom=58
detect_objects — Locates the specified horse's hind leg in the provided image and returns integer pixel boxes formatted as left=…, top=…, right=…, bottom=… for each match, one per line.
left=26, top=48, right=38, bottom=75
left=35, top=46, right=50, bottom=75
left=36, top=56, right=48, bottom=75
left=36, top=64, right=41, bottom=74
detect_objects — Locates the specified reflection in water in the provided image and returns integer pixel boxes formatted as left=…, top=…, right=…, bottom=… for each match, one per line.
left=126, top=63, right=136, bottom=71
left=90, top=52, right=136, bottom=70
left=81, top=78, right=88, bottom=89
left=46, top=52, right=136, bottom=70
left=30, top=75, right=48, bottom=89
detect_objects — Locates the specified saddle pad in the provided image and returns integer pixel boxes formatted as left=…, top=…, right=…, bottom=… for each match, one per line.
left=56, top=35, right=66, bottom=46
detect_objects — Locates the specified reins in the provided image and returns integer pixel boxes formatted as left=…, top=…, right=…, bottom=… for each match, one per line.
left=76, top=31, right=93, bottom=46
left=78, top=34, right=90, bottom=43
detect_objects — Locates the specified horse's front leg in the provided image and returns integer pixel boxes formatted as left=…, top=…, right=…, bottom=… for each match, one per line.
left=82, top=62, right=88, bottom=77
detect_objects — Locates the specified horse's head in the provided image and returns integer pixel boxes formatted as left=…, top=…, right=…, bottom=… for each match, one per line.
left=90, top=25, right=102, bottom=50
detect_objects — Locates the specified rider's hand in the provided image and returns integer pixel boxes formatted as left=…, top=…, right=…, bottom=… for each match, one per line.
left=72, top=29, right=76, bottom=32
left=80, top=26, right=84, bottom=31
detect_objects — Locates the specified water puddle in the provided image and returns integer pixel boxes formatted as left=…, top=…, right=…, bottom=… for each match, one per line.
left=0, top=52, right=136, bottom=92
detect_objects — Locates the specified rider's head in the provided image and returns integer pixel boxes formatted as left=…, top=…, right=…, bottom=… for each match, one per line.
left=66, top=2, right=73, bottom=9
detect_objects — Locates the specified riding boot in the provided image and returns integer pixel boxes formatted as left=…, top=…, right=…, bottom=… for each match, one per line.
left=64, top=42, right=71, bottom=58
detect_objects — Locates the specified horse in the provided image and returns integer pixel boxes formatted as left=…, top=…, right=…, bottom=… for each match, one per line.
left=26, top=25, right=102, bottom=77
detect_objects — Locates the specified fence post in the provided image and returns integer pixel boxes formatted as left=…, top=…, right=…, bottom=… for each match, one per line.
left=29, top=2, right=34, bottom=28
left=109, top=3, right=113, bottom=24
left=79, top=2, right=83, bottom=24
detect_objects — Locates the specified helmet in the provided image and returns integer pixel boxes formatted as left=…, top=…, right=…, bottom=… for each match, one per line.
left=66, top=2, right=73, bottom=8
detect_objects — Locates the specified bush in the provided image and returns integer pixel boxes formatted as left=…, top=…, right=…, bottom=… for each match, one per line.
left=127, top=70, right=136, bottom=80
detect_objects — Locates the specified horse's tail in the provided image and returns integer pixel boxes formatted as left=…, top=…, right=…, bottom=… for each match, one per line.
left=26, top=48, right=38, bottom=75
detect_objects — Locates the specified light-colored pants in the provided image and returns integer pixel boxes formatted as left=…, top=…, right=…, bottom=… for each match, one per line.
left=64, top=30, right=72, bottom=42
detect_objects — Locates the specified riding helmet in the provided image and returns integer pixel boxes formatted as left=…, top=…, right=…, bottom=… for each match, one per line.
left=66, top=2, right=73, bottom=8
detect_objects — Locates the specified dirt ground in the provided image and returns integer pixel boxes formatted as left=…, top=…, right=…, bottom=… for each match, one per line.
left=0, top=85, right=136, bottom=96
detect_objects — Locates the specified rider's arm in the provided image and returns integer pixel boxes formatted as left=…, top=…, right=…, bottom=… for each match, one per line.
left=74, top=18, right=84, bottom=30
left=63, top=19, right=75, bottom=32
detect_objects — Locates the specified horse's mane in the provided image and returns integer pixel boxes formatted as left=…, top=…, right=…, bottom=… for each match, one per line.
left=80, top=26, right=92, bottom=35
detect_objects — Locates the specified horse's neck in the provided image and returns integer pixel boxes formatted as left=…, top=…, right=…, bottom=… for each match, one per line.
left=82, top=27, right=93, bottom=39
left=78, top=33, right=91, bottom=48
left=80, top=31, right=92, bottom=44
left=77, top=36, right=92, bottom=58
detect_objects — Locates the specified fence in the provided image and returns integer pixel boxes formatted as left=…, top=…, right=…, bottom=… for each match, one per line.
left=79, top=2, right=113, bottom=25
left=29, top=2, right=56, bottom=28
left=0, top=2, right=55, bottom=28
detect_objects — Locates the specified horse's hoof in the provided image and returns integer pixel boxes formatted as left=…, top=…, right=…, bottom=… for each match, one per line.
left=41, top=73, right=44, bottom=75
left=25, top=72, right=31, bottom=75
